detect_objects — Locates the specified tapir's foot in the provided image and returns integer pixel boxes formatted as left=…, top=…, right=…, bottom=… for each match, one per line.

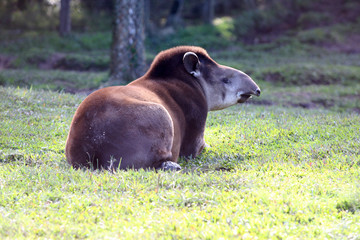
left=158, top=161, right=182, bottom=171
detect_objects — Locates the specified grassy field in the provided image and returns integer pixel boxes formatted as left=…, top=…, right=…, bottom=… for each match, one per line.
left=1, top=24, right=360, bottom=238
left=0, top=85, right=359, bottom=239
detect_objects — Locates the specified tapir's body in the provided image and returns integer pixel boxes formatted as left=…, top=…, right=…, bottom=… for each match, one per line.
left=65, top=46, right=260, bottom=170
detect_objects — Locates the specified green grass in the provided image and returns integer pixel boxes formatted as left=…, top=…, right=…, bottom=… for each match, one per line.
left=0, top=86, right=359, bottom=239
left=0, top=31, right=112, bottom=54
left=0, top=70, right=107, bottom=92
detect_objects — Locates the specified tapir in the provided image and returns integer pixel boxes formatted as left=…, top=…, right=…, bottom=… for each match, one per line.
left=65, top=46, right=260, bottom=170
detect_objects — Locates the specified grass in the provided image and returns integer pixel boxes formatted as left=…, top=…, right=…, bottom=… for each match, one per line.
left=0, top=70, right=107, bottom=92
left=0, top=31, right=112, bottom=54
left=0, top=86, right=359, bottom=239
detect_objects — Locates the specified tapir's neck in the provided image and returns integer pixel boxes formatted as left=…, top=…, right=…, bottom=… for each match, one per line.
left=164, top=77, right=208, bottom=115
left=194, top=78, right=212, bottom=111
left=130, top=77, right=207, bottom=112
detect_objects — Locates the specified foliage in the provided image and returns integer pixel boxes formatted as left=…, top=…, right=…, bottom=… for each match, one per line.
left=297, top=11, right=332, bottom=28
left=234, top=3, right=288, bottom=39
left=0, top=1, right=58, bottom=31
left=147, top=23, right=233, bottom=52
left=233, top=0, right=360, bottom=43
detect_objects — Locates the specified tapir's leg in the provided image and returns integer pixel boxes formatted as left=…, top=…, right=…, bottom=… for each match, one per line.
left=157, top=161, right=182, bottom=171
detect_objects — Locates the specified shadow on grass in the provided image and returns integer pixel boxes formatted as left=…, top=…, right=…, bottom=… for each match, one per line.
left=178, top=149, right=246, bottom=173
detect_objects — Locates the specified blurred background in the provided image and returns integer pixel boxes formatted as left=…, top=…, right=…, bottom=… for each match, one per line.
left=0, top=0, right=359, bottom=111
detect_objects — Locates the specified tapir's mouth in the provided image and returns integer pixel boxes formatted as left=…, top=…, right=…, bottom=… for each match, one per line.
left=237, top=94, right=252, bottom=103
left=237, top=88, right=261, bottom=103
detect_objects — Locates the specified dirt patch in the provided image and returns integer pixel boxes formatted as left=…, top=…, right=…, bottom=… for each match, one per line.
left=63, top=88, right=95, bottom=95
left=287, top=102, right=331, bottom=109
left=324, top=34, right=360, bottom=54
left=249, top=92, right=360, bottom=113
left=0, top=53, right=108, bottom=72
left=248, top=99, right=273, bottom=106
left=0, top=55, right=15, bottom=70
left=38, top=53, right=66, bottom=70
left=60, top=86, right=96, bottom=95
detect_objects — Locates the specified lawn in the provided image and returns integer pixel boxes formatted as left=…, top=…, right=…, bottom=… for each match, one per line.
left=0, top=85, right=359, bottom=239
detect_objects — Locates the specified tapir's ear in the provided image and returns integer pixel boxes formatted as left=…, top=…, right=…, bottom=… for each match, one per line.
left=183, top=52, right=201, bottom=78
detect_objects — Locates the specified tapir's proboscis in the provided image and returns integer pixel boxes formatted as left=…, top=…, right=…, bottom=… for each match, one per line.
left=65, top=46, right=261, bottom=170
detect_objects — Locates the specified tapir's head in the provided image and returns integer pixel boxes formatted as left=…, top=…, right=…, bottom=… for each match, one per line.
left=182, top=48, right=261, bottom=111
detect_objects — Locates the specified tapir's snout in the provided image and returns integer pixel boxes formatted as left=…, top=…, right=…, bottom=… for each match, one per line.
left=246, top=75, right=261, bottom=97
left=236, top=73, right=261, bottom=103
left=242, top=88, right=261, bottom=97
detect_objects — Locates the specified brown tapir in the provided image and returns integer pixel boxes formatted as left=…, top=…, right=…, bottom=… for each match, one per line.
left=65, top=46, right=260, bottom=170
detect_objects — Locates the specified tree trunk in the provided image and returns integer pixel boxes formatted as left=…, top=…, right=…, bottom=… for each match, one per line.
left=223, top=0, right=230, bottom=13
left=109, top=0, right=146, bottom=85
left=59, top=0, right=71, bottom=36
left=244, top=0, right=257, bottom=10
left=1, top=1, right=14, bottom=28
left=17, top=0, right=26, bottom=11
left=144, top=0, right=150, bottom=32
left=203, top=0, right=215, bottom=25
left=166, top=0, right=184, bottom=28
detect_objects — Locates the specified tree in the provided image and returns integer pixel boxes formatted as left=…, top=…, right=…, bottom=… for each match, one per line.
left=59, top=0, right=71, bottom=36
left=144, top=0, right=152, bottom=34
left=17, top=0, right=26, bottom=11
left=202, top=0, right=215, bottom=25
left=166, top=0, right=184, bottom=28
left=109, top=0, right=146, bottom=85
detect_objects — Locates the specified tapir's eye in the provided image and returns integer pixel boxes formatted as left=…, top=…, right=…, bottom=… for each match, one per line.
left=222, top=78, right=230, bottom=84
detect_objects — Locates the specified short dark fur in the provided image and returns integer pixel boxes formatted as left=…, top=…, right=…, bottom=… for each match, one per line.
left=146, top=46, right=216, bottom=80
